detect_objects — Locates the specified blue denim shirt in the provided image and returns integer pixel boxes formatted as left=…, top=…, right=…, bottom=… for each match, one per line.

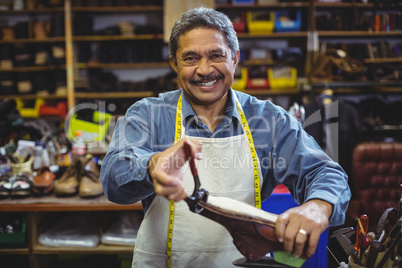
left=100, top=88, right=351, bottom=226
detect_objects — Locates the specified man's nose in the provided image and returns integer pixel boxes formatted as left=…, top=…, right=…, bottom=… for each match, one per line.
left=196, top=58, right=213, bottom=76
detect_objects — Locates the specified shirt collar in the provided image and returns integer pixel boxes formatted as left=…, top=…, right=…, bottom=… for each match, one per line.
left=180, top=88, right=241, bottom=126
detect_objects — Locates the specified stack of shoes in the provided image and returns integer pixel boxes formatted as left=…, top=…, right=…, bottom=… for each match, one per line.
left=32, top=166, right=55, bottom=195
left=54, top=155, right=103, bottom=198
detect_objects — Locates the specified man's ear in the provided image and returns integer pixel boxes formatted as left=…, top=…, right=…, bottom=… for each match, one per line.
left=233, top=50, right=240, bottom=68
left=169, top=56, right=178, bottom=73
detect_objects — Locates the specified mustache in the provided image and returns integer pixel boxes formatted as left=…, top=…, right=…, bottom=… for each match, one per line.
left=189, top=74, right=224, bottom=84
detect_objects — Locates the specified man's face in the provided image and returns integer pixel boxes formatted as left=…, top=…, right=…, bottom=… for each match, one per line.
left=170, top=28, right=239, bottom=107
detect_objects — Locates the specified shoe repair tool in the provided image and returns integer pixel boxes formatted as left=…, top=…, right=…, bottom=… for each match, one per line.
left=183, top=142, right=209, bottom=213
left=376, top=207, right=397, bottom=240
left=376, top=217, right=401, bottom=268
left=355, top=214, right=368, bottom=251
left=366, top=240, right=382, bottom=268
left=331, top=227, right=363, bottom=266
left=182, top=142, right=303, bottom=267
left=359, top=234, right=371, bottom=261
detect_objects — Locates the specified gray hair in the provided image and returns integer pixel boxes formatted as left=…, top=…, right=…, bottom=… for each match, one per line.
left=169, top=7, right=239, bottom=64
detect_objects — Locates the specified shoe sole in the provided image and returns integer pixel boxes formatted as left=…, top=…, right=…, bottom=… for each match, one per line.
left=54, top=189, right=78, bottom=196
left=33, top=184, right=54, bottom=195
left=11, top=191, right=31, bottom=197
left=79, top=192, right=104, bottom=198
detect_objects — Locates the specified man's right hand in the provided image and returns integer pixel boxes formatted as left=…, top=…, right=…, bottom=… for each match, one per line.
left=148, top=138, right=202, bottom=202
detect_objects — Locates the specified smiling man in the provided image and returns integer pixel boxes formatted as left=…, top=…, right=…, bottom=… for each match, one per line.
left=100, top=7, right=351, bottom=268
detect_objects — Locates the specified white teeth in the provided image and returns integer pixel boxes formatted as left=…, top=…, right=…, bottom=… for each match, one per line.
left=197, top=80, right=216, bottom=87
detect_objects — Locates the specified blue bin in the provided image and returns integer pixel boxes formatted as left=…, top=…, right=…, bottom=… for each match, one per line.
left=274, top=10, right=302, bottom=32
left=262, top=193, right=328, bottom=268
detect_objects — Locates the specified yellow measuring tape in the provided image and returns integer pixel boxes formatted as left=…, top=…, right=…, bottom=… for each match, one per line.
left=235, top=100, right=261, bottom=209
left=166, top=92, right=261, bottom=267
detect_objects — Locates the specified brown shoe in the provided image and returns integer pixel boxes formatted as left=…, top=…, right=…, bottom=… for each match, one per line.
left=54, top=159, right=81, bottom=196
left=79, top=156, right=103, bottom=198
left=33, top=167, right=55, bottom=195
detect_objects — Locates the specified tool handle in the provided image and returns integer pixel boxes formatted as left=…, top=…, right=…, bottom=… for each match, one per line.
left=366, top=240, right=382, bottom=268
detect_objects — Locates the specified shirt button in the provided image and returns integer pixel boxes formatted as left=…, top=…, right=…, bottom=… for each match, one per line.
left=137, top=173, right=142, bottom=178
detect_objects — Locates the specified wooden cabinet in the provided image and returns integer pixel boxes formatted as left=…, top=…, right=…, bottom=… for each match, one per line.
left=0, top=195, right=142, bottom=268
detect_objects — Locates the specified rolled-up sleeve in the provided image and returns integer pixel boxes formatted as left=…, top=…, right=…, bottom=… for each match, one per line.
left=100, top=106, right=157, bottom=205
left=272, top=112, right=351, bottom=226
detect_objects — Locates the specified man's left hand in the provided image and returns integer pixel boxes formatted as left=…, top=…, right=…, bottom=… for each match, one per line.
left=275, top=199, right=333, bottom=258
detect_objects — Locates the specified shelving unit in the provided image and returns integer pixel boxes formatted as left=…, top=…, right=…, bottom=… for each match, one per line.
left=0, top=195, right=141, bottom=268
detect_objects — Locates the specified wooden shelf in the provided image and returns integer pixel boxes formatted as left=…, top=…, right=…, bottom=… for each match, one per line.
left=314, top=2, right=374, bottom=8
left=311, top=81, right=402, bottom=94
left=77, top=62, right=171, bottom=69
left=0, top=248, right=29, bottom=255
left=318, top=31, right=402, bottom=37
left=0, top=37, right=65, bottom=44
left=71, top=5, right=162, bottom=12
left=74, top=91, right=155, bottom=99
left=237, top=32, right=308, bottom=39
left=73, top=34, right=163, bottom=42
left=32, top=244, right=134, bottom=255
left=0, top=195, right=142, bottom=212
left=241, top=59, right=275, bottom=65
left=0, top=65, right=65, bottom=72
left=0, top=94, right=67, bottom=100
left=364, top=57, right=402, bottom=64
left=0, top=7, right=64, bottom=13
left=216, top=2, right=310, bottom=9
left=244, top=89, right=299, bottom=95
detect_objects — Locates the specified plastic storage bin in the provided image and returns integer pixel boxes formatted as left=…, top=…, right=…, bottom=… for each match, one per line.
left=39, top=101, right=67, bottom=118
left=233, top=0, right=255, bottom=4
left=274, top=10, right=302, bottom=32
left=15, top=98, right=45, bottom=118
left=246, top=66, right=269, bottom=89
left=262, top=192, right=328, bottom=268
left=232, top=67, right=248, bottom=91
left=67, top=110, right=112, bottom=143
left=268, top=66, right=297, bottom=89
left=246, top=11, right=275, bottom=34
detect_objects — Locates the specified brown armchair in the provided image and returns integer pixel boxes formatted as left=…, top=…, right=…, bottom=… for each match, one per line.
left=346, top=142, right=402, bottom=233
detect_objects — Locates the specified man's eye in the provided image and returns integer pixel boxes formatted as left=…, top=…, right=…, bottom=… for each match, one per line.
left=184, top=57, right=196, bottom=61
left=212, top=54, right=225, bottom=60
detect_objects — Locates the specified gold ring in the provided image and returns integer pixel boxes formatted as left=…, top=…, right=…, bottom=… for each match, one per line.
left=298, top=229, right=307, bottom=235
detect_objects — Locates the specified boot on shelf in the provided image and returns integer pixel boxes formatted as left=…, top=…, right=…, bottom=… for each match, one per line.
left=79, top=155, right=103, bottom=198
left=51, top=44, right=65, bottom=66
left=34, top=44, right=51, bottom=66
left=0, top=44, right=14, bottom=68
left=1, top=26, right=15, bottom=41
left=54, top=158, right=82, bottom=196
left=14, top=43, right=33, bottom=67
left=33, top=20, right=48, bottom=40
left=0, top=73, right=16, bottom=95
left=16, top=73, right=34, bottom=95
